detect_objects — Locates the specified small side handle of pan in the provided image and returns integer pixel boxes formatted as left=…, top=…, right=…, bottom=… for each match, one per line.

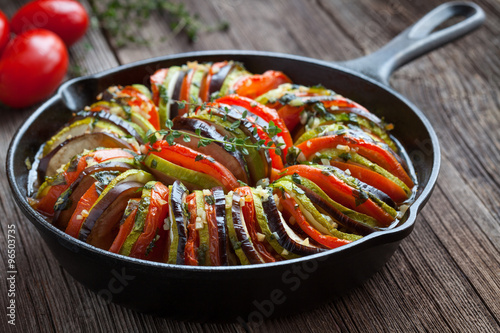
left=337, top=2, right=485, bottom=85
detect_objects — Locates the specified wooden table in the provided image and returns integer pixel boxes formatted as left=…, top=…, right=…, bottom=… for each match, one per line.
left=1, top=0, right=499, bottom=331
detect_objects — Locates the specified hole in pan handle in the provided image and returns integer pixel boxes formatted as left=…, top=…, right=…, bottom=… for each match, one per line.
left=337, top=1, right=485, bottom=86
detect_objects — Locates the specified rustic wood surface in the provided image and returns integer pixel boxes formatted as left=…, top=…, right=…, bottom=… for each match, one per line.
left=1, top=0, right=499, bottom=332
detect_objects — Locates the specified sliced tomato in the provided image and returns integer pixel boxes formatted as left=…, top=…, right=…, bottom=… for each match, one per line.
left=199, top=61, right=228, bottom=102
left=34, top=149, right=134, bottom=217
left=120, top=86, right=160, bottom=130
left=109, top=199, right=140, bottom=253
left=280, top=192, right=351, bottom=249
left=129, top=182, right=170, bottom=260
left=231, top=70, right=292, bottom=99
left=148, top=141, right=239, bottom=191
left=150, top=68, right=169, bottom=106
left=204, top=191, right=221, bottom=266
left=34, top=157, right=87, bottom=217
left=215, top=94, right=293, bottom=149
left=255, top=126, right=283, bottom=170
left=280, top=165, right=395, bottom=226
left=296, top=136, right=413, bottom=188
left=178, top=68, right=194, bottom=116
left=65, top=182, right=100, bottom=238
left=277, top=104, right=305, bottom=132
left=330, top=161, right=409, bottom=203
left=235, top=187, right=276, bottom=263
left=184, top=193, right=200, bottom=266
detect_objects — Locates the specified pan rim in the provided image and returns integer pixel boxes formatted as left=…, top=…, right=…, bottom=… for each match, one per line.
left=7, top=49, right=440, bottom=273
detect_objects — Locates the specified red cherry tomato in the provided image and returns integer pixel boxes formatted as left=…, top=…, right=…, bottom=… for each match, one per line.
left=11, top=0, right=89, bottom=47
left=0, top=29, right=68, bottom=108
left=0, top=10, right=9, bottom=54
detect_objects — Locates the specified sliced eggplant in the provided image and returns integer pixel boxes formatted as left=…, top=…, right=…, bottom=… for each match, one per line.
left=119, top=188, right=153, bottom=256
left=230, top=192, right=266, bottom=264
left=315, top=165, right=397, bottom=215
left=38, top=132, right=135, bottom=179
left=279, top=175, right=380, bottom=232
left=208, top=63, right=233, bottom=97
left=170, top=69, right=188, bottom=119
left=52, top=161, right=134, bottom=229
left=77, top=169, right=154, bottom=241
left=42, top=118, right=128, bottom=157
left=79, top=181, right=143, bottom=242
left=172, top=117, right=250, bottom=183
left=212, top=106, right=271, bottom=181
left=251, top=188, right=299, bottom=260
left=298, top=184, right=376, bottom=236
left=167, top=180, right=189, bottom=265
left=191, top=113, right=269, bottom=185
left=86, top=181, right=144, bottom=249
left=220, top=64, right=250, bottom=96
left=212, top=187, right=229, bottom=266
left=75, top=111, right=144, bottom=144
left=261, top=189, right=325, bottom=256
left=225, top=193, right=250, bottom=265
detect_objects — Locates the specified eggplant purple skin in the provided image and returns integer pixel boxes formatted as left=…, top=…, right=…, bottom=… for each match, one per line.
left=231, top=192, right=262, bottom=264
left=212, top=187, right=229, bottom=266
left=78, top=181, right=144, bottom=242
left=262, top=190, right=325, bottom=256
left=172, top=117, right=250, bottom=183
left=37, top=132, right=134, bottom=181
left=170, top=69, right=188, bottom=119
left=208, top=63, right=233, bottom=96
left=75, top=111, right=144, bottom=144
left=203, top=106, right=271, bottom=183
left=297, top=184, right=377, bottom=236
left=52, top=162, right=134, bottom=229
left=319, top=165, right=396, bottom=209
left=87, top=187, right=142, bottom=250
left=170, top=180, right=189, bottom=265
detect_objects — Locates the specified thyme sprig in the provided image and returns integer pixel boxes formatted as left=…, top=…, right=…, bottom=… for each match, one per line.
left=145, top=100, right=286, bottom=156
left=90, top=0, right=229, bottom=47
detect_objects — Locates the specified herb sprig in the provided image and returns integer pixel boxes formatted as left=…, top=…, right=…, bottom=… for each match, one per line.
left=145, top=101, right=286, bottom=156
left=90, top=0, right=229, bottom=47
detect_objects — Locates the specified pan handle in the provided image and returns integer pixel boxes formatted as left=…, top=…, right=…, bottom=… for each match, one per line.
left=337, top=2, right=485, bottom=85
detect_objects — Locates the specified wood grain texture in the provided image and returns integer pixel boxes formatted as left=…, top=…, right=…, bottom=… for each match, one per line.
left=0, top=0, right=499, bottom=332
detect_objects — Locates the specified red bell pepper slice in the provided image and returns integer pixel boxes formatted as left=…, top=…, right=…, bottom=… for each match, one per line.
left=129, top=182, right=170, bottom=261
left=184, top=193, right=200, bottom=266
left=215, top=94, right=293, bottom=150
left=147, top=141, right=240, bottom=192
left=150, top=68, right=169, bottom=106
left=280, top=165, right=395, bottom=226
left=235, top=187, right=277, bottom=263
left=178, top=68, right=194, bottom=116
left=109, top=199, right=140, bottom=253
left=119, top=85, right=161, bottom=130
left=253, top=125, right=283, bottom=170
left=277, top=104, right=305, bottom=132
left=330, top=161, right=409, bottom=203
left=280, top=192, right=351, bottom=249
left=231, top=70, right=292, bottom=99
left=296, top=135, right=414, bottom=188
left=65, top=182, right=100, bottom=238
